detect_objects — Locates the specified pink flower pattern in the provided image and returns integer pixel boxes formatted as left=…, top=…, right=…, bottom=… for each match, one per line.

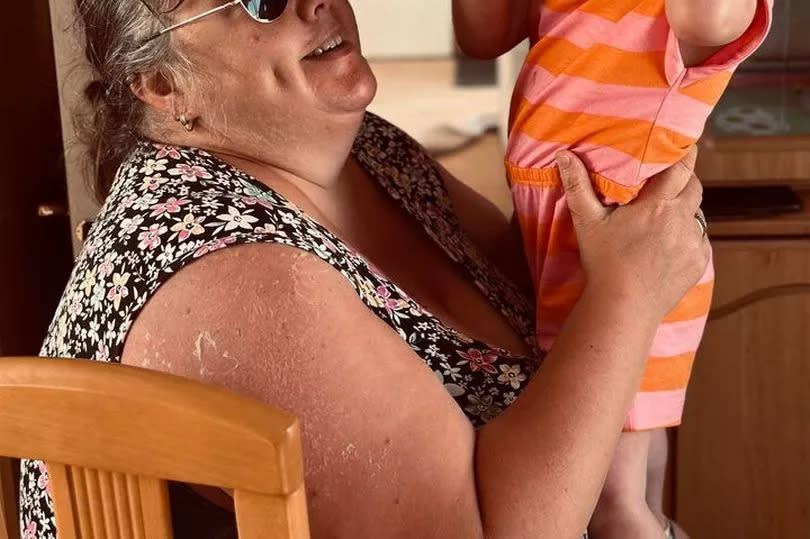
left=168, top=163, right=213, bottom=182
left=456, top=348, right=499, bottom=374
left=154, top=144, right=182, bottom=160
left=137, top=224, right=167, bottom=250
left=193, top=235, right=238, bottom=258
left=149, top=196, right=190, bottom=217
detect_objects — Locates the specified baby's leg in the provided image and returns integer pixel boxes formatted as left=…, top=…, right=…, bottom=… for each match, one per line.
left=645, top=427, right=669, bottom=524
left=647, top=429, right=691, bottom=539
left=588, top=430, right=666, bottom=539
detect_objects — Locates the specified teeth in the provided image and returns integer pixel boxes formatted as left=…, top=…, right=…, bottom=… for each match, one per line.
left=322, top=36, right=343, bottom=51
left=308, top=35, right=343, bottom=57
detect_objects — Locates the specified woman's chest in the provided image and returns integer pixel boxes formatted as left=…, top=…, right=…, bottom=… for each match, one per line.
left=335, top=176, right=532, bottom=357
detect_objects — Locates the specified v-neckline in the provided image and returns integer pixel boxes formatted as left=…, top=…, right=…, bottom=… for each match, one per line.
left=351, top=113, right=537, bottom=351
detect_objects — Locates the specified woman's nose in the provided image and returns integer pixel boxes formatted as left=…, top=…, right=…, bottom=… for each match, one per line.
left=295, top=0, right=327, bottom=21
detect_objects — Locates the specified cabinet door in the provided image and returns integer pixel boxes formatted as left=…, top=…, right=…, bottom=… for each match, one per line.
left=677, top=241, right=810, bottom=539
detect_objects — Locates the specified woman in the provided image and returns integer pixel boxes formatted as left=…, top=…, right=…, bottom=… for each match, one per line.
left=21, top=0, right=710, bottom=537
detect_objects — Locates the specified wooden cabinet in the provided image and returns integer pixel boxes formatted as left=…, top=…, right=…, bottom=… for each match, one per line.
left=675, top=231, right=810, bottom=537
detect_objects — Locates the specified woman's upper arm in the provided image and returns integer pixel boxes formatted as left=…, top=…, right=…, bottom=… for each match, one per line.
left=122, top=244, right=484, bottom=539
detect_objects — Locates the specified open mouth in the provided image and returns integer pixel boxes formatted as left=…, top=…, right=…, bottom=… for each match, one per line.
left=305, top=35, right=345, bottom=59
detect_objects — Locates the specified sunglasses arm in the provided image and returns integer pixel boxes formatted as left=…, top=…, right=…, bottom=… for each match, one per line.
left=148, top=0, right=242, bottom=40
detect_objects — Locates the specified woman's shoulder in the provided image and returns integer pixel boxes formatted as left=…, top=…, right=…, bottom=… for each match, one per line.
left=52, top=140, right=352, bottom=362
left=93, top=140, right=312, bottom=262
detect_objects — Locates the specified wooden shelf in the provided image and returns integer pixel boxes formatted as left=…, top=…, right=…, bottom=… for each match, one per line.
left=708, top=189, right=810, bottom=238
left=696, top=139, right=810, bottom=186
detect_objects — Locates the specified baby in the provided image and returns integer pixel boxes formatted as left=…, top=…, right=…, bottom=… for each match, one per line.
left=453, top=0, right=773, bottom=536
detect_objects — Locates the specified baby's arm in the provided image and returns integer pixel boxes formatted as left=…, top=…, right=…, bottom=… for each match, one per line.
left=666, top=0, right=759, bottom=65
left=452, top=0, right=533, bottom=59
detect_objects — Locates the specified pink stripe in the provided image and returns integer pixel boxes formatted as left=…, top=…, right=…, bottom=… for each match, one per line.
left=511, top=184, right=577, bottom=289
left=699, top=256, right=715, bottom=285
left=639, top=162, right=678, bottom=180
left=508, top=134, right=644, bottom=186
left=625, top=389, right=687, bottom=430
left=510, top=182, right=566, bottom=224
left=537, top=251, right=584, bottom=287
left=516, top=65, right=713, bottom=140
left=538, top=7, right=669, bottom=53
left=649, top=316, right=707, bottom=358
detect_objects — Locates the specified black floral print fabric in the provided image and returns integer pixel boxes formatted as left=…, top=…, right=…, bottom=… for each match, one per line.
left=19, top=113, right=543, bottom=538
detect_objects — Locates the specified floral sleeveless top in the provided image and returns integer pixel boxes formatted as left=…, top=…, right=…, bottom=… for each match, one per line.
left=19, top=113, right=543, bottom=538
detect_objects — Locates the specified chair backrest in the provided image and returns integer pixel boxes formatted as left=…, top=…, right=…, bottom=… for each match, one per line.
left=0, top=357, right=310, bottom=539
left=0, top=457, right=18, bottom=539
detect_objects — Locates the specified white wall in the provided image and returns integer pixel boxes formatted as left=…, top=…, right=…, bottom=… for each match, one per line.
left=49, top=0, right=98, bottom=254
left=351, top=0, right=454, bottom=59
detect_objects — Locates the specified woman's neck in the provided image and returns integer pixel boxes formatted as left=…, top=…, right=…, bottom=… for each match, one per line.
left=201, top=112, right=367, bottom=233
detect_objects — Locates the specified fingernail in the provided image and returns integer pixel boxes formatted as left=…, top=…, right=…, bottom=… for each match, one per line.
left=556, top=154, right=571, bottom=170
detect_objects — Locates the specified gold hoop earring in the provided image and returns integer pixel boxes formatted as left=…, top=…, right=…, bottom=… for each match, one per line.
left=176, top=114, right=196, bottom=132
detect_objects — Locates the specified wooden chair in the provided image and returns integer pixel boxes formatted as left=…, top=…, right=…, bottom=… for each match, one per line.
left=0, top=357, right=310, bottom=539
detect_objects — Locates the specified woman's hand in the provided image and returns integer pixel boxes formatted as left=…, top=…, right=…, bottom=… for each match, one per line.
left=556, top=148, right=711, bottom=319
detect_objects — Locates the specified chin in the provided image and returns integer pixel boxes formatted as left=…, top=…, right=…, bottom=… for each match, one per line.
left=344, top=65, right=377, bottom=112
left=318, top=57, right=378, bottom=115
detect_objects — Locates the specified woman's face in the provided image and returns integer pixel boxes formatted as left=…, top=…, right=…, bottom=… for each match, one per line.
left=169, top=0, right=376, bottom=158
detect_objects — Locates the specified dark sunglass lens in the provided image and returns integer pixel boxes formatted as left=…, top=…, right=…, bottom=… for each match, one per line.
left=242, top=0, right=287, bottom=21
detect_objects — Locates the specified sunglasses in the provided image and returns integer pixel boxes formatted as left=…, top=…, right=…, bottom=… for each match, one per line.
left=142, top=0, right=288, bottom=42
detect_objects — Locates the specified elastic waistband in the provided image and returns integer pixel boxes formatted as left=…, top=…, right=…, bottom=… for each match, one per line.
left=505, top=161, right=645, bottom=205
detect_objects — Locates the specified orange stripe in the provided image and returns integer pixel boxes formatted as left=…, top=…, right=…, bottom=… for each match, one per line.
left=640, top=352, right=696, bottom=392
left=513, top=101, right=691, bottom=166
left=663, top=280, right=715, bottom=323
left=526, top=37, right=669, bottom=88
left=544, top=0, right=586, bottom=14
left=513, top=206, right=579, bottom=258
left=537, top=281, right=585, bottom=318
left=631, top=0, right=666, bottom=18
left=514, top=213, right=579, bottom=259
left=679, top=71, right=734, bottom=105
left=546, top=0, right=664, bottom=21
left=536, top=275, right=713, bottom=328
left=546, top=219, right=579, bottom=259
left=644, top=126, right=697, bottom=164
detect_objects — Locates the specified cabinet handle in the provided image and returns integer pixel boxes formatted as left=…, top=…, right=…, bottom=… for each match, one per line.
left=37, top=204, right=68, bottom=218
left=709, top=283, right=810, bottom=322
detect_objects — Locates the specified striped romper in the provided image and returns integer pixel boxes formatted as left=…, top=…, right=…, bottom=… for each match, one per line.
left=507, top=0, right=773, bottom=430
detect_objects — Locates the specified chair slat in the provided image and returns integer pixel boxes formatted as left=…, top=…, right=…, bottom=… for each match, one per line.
left=0, top=458, right=20, bottom=539
left=96, top=470, right=119, bottom=537
left=137, top=477, right=172, bottom=539
left=110, top=473, right=134, bottom=539
left=48, top=463, right=78, bottom=539
left=83, top=468, right=107, bottom=536
left=125, top=475, right=144, bottom=539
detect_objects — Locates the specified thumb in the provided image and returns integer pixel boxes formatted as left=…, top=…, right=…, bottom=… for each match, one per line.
left=556, top=152, right=606, bottom=225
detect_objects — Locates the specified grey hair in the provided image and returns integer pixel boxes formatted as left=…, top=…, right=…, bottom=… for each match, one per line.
left=75, top=0, right=196, bottom=200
